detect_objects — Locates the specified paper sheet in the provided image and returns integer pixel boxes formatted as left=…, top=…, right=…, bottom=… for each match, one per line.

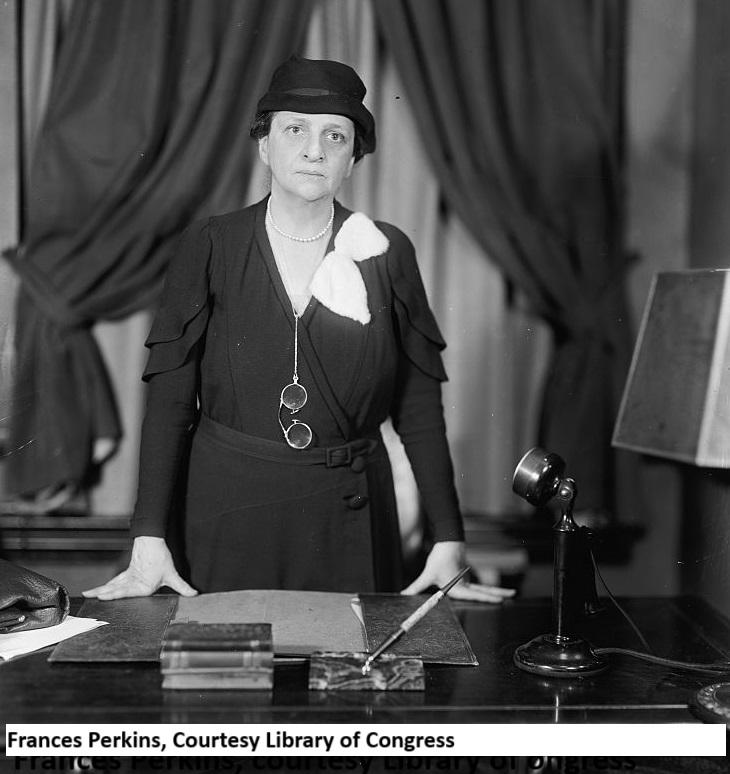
left=0, top=616, right=108, bottom=661
left=175, top=590, right=366, bottom=656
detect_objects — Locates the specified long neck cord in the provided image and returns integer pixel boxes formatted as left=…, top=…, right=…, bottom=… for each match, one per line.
left=291, top=310, right=300, bottom=384
left=269, top=218, right=327, bottom=317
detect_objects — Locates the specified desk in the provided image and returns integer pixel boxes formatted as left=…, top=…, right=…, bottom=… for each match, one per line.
left=1, top=596, right=728, bottom=737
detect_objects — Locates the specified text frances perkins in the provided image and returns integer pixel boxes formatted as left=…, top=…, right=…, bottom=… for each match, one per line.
left=6, top=730, right=455, bottom=755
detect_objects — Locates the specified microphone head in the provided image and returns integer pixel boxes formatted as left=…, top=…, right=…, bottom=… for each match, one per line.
left=512, top=447, right=566, bottom=506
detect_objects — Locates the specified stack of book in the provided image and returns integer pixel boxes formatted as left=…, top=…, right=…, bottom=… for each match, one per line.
left=160, top=622, right=273, bottom=690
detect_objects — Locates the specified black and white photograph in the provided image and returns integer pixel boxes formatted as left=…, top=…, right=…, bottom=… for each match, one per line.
left=0, top=1, right=728, bottom=772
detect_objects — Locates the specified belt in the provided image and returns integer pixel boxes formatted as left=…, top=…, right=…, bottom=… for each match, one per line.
left=197, top=414, right=380, bottom=468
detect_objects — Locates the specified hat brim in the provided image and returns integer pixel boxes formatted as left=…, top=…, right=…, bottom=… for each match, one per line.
left=256, top=92, right=376, bottom=155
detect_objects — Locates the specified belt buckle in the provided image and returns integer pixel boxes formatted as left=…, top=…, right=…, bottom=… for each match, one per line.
left=325, top=445, right=352, bottom=467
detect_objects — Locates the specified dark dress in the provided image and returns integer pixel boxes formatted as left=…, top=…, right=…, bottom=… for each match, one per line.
left=131, top=196, right=464, bottom=593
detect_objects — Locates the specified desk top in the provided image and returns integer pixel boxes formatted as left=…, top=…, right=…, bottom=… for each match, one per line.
left=1, top=596, right=728, bottom=736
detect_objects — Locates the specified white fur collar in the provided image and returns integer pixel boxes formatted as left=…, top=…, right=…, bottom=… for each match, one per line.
left=309, top=212, right=389, bottom=324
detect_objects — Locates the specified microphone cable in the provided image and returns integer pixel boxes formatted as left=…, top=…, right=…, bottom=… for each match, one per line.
left=588, top=547, right=730, bottom=676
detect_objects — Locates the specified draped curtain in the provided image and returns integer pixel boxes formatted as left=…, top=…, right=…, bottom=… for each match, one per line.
left=5, top=0, right=312, bottom=498
left=373, top=0, right=634, bottom=515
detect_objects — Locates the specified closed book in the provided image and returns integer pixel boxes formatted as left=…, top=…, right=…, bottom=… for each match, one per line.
left=161, top=622, right=272, bottom=652
left=161, top=649, right=273, bottom=671
left=162, top=669, right=273, bottom=690
left=160, top=622, right=273, bottom=690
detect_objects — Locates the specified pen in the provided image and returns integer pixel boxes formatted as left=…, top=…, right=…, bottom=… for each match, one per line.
left=361, top=566, right=470, bottom=675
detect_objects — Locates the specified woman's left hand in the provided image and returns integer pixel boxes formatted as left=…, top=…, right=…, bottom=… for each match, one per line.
left=401, top=540, right=516, bottom=603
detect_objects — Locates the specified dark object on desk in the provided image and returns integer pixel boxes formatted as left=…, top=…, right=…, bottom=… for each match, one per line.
left=49, top=596, right=177, bottom=662
left=359, top=593, right=477, bottom=665
left=309, top=651, right=424, bottom=691
left=161, top=622, right=273, bottom=690
left=0, top=558, right=70, bottom=633
left=512, top=447, right=608, bottom=677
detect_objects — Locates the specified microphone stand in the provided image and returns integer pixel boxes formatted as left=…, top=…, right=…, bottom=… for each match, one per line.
left=513, top=463, right=608, bottom=677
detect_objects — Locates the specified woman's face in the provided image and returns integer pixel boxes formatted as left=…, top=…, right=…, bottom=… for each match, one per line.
left=258, top=111, right=356, bottom=204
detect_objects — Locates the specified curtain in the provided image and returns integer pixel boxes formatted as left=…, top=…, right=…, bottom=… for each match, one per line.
left=298, top=0, right=550, bottom=561
left=0, top=1, right=21, bottom=474
left=373, top=0, right=633, bottom=515
left=20, top=0, right=75, bottom=184
left=4, top=0, right=312, bottom=500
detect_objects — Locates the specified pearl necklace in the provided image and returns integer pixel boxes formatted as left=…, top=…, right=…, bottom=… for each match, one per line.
left=267, top=198, right=334, bottom=243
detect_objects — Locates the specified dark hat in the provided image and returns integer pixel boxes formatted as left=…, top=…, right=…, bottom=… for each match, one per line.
left=256, top=56, right=376, bottom=155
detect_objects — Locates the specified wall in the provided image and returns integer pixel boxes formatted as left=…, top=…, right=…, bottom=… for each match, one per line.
left=605, top=0, right=730, bottom=614
left=607, top=0, right=695, bottom=596
left=683, top=0, right=730, bottom=615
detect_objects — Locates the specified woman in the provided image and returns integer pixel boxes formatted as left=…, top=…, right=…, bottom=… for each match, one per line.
left=84, top=57, right=513, bottom=604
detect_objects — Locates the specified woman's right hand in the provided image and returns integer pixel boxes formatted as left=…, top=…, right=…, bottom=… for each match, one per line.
left=82, top=536, right=198, bottom=600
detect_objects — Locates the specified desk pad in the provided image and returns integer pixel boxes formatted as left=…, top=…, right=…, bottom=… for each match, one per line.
left=48, top=596, right=177, bottom=662
left=360, top=593, right=478, bottom=665
left=45, top=592, right=476, bottom=665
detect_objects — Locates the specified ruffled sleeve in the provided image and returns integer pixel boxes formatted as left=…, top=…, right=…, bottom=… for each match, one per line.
left=383, top=225, right=463, bottom=543
left=384, top=225, right=448, bottom=381
left=142, top=219, right=212, bottom=381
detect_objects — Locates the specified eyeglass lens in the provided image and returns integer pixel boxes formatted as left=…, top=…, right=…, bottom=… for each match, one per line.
left=285, top=420, right=312, bottom=449
left=281, top=382, right=307, bottom=412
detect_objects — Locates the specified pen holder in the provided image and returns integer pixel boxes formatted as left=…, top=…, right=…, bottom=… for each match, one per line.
left=308, top=651, right=425, bottom=691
